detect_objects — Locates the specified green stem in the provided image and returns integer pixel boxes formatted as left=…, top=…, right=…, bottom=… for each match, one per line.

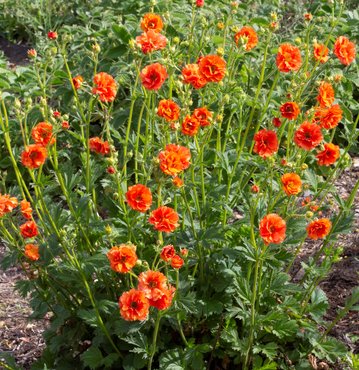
left=148, top=312, right=162, bottom=370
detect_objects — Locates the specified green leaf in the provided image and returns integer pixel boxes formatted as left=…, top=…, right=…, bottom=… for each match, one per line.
left=271, top=320, right=298, bottom=339
left=112, top=24, right=132, bottom=44
left=308, top=287, right=328, bottom=321
left=159, top=349, right=184, bottom=370
left=80, top=346, right=103, bottom=370
left=253, top=342, right=278, bottom=360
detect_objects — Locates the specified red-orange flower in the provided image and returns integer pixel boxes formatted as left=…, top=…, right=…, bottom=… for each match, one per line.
left=0, top=194, right=18, bottom=217
left=317, top=82, right=335, bottom=108
left=259, top=214, right=286, bottom=244
left=313, top=43, right=329, bottom=63
left=160, top=245, right=176, bottom=262
left=157, top=100, right=180, bottom=122
left=158, top=144, right=191, bottom=176
left=192, top=107, right=212, bottom=127
left=107, top=244, right=138, bottom=273
left=198, top=55, right=226, bottom=83
left=20, top=221, right=38, bottom=238
left=276, top=43, right=302, bottom=73
left=294, top=121, right=323, bottom=150
left=281, top=173, right=302, bottom=196
left=171, top=254, right=184, bottom=269
left=140, top=63, right=168, bottom=90
left=150, top=286, right=175, bottom=310
left=47, top=31, right=57, bottom=40
left=92, top=72, right=117, bottom=102
left=119, top=289, right=149, bottom=321
left=21, top=144, right=48, bottom=169
left=280, top=102, right=300, bottom=120
left=253, top=129, right=279, bottom=158
left=316, top=143, right=340, bottom=166
left=25, top=244, right=39, bottom=261
left=234, top=26, right=258, bottom=51
left=72, top=75, right=84, bottom=89
left=181, top=64, right=207, bottom=89
left=172, top=176, right=184, bottom=188
left=181, top=115, right=200, bottom=136
left=333, top=36, right=356, bottom=66
left=314, top=104, right=342, bottom=130
left=140, top=13, right=163, bottom=33
left=148, top=206, right=179, bottom=233
left=138, top=270, right=168, bottom=302
left=89, top=137, right=110, bottom=155
left=126, top=184, right=152, bottom=212
left=273, top=117, right=282, bottom=128
left=136, top=30, right=167, bottom=54
left=31, top=122, right=55, bottom=146
left=307, top=218, right=332, bottom=240
left=20, top=200, right=32, bottom=219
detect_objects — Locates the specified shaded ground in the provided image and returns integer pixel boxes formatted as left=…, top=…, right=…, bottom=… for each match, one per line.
left=0, top=36, right=29, bottom=66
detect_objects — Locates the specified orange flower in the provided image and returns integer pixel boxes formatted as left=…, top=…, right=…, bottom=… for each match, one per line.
left=307, top=218, right=332, bottom=240
left=181, top=115, right=200, bottom=136
left=272, top=117, right=282, bottom=128
left=89, top=137, right=110, bottom=155
left=304, top=13, right=313, bottom=21
left=160, top=245, right=176, bottom=262
left=253, top=129, right=279, bottom=158
left=276, top=43, right=302, bottom=73
left=27, top=49, right=37, bottom=58
left=150, top=286, right=175, bottom=310
left=157, top=100, right=180, bottom=122
left=317, top=82, right=335, bottom=108
left=171, top=254, right=184, bottom=269
left=119, top=289, right=149, bottom=321
left=25, top=244, right=39, bottom=261
left=126, top=184, right=152, bottom=212
left=158, top=144, right=191, bottom=176
left=92, top=72, right=117, bottom=102
left=140, top=63, right=168, bottom=90
left=138, top=270, right=168, bottom=302
left=47, top=31, right=58, bottom=40
left=136, top=30, right=167, bottom=54
left=281, top=173, right=302, bottom=196
left=280, top=102, right=300, bottom=120
left=31, top=122, right=55, bottom=146
left=20, top=200, right=32, bottom=219
left=314, top=104, right=342, bottom=130
left=181, top=64, right=207, bottom=89
left=259, top=214, right=286, bottom=244
left=313, top=43, right=329, bottom=63
left=0, top=194, right=18, bottom=217
left=62, top=121, right=70, bottom=129
left=251, top=184, right=260, bottom=193
left=20, top=221, right=38, bottom=238
left=198, top=55, right=226, bottom=83
left=140, top=13, right=163, bottom=33
left=72, top=75, right=84, bottom=89
left=148, top=206, right=179, bottom=233
left=234, top=26, right=258, bottom=51
left=21, top=144, right=48, bottom=169
left=107, top=244, right=138, bottom=273
left=294, top=121, right=323, bottom=150
left=172, top=176, right=184, bottom=188
left=192, top=107, right=212, bottom=127
left=333, top=36, right=356, bottom=66
left=180, top=248, right=188, bottom=257
left=316, top=143, right=340, bottom=166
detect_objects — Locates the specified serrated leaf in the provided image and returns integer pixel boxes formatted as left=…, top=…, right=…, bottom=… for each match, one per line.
left=80, top=347, right=103, bottom=369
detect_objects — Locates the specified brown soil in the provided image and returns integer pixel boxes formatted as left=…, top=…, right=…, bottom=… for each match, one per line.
left=0, top=36, right=29, bottom=66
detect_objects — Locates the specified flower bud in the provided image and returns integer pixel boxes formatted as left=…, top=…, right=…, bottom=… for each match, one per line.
left=301, top=164, right=308, bottom=170
left=105, top=225, right=112, bottom=234
left=306, top=211, right=314, bottom=219
left=92, top=43, right=101, bottom=54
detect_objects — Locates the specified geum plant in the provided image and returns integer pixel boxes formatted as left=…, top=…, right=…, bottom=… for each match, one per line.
left=0, top=0, right=358, bottom=369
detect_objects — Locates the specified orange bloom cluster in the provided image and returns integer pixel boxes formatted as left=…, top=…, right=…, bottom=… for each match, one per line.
left=140, top=13, right=163, bottom=33
left=160, top=245, right=184, bottom=269
left=157, top=100, right=180, bottom=122
left=316, top=143, right=340, bottom=166
left=20, top=220, right=38, bottom=238
left=136, top=29, right=167, bottom=54
left=20, top=200, right=33, bottom=219
left=72, top=75, right=84, bottom=89
left=272, top=117, right=282, bottom=128
left=193, top=107, right=212, bottom=127
left=182, top=64, right=207, bottom=89
left=313, top=43, right=329, bottom=63
left=314, top=104, right=342, bottom=130
left=281, top=173, right=302, bottom=196
left=294, top=121, right=323, bottom=150
left=280, top=102, right=300, bottom=120
left=140, top=63, right=168, bottom=90
left=317, top=82, right=335, bottom=108
left=107, top=244, right=138, bottom=273
left=92, top=72, right=117, bottom=102
left=21, top=144, right=48, bottom=169
left=89, top=137, right=110, bottom=155
left=126, top=184, right=152, bottom=212
left=158, top=144, right=191, bottom=176
left=180, top=107, right=212, bottom=135
left=334, top=36, right=356, bottom=66
left=119, top=289, right=149, bottom=321
left=31, top=122, right=55, bottom=146
left=24, top=244, right=39, bottom=261
left=0, top=193, right=18, bottom=217
left=253, top=129, right=279, bottom=158
left=259, top=214, right=286, bottom=245
left=148, top=206, right=179, bottom=233
left=307, top=218, right=332, bottom=240
left=234, top=26, right=258, bottom=51
left=276, top=43, right=302, bottom=73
